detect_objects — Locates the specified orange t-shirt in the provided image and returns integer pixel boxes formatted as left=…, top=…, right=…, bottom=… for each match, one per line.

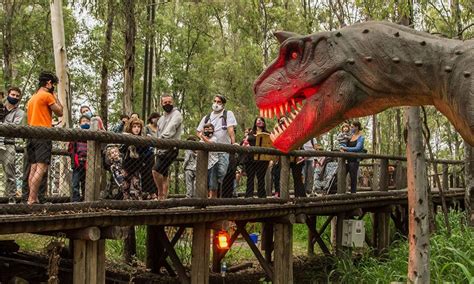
left=27, top=89, right=56, bottom=127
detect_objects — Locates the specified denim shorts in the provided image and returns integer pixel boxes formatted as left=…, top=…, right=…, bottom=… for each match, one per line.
left=208, top=153, right=229, bottom=190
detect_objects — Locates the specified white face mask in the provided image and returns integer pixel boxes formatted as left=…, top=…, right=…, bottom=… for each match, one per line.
left=212, top=103, right=223, bottom=112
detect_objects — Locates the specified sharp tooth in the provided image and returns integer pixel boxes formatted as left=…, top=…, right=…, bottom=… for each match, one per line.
left=290, top=112, right=297, bottom=119
left=291, top=98, right=296, bottom=108
left=260, top=109, right=264, bottom=118
left=265, top=109, right=269, bottom=118
left=273, top=107, right=278, bottom=118
left=279, top=105, right=284, bottom=116
left=278, top=125, right=284, bottom=133
left=285, top=102, right=289, bottom=113
left=270, top=133, right=275, bottom=141
left=284, top=120, right=290, bottom=127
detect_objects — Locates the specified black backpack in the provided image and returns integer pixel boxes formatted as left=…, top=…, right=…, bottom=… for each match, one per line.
left=204, top=110, right=228, bottom=130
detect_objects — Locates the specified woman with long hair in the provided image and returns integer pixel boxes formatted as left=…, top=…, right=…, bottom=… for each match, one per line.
left=341, top=121, right=365, bottom=193
left=244, top=117, right=270, bottom=198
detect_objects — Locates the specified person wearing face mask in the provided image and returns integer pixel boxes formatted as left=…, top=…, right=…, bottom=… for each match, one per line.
left=244, top=117, right=270, bottom=198
left=79, top=105, right=104, bottom=130
left=153, top=93, right=183, bottom=200
left=196, top=95, right=237, bottom=198
left=0, top=87, right=25, bottom=203
left=67, top=115, right=91, bottom=202
left=25, top=71, right=63, bottom=205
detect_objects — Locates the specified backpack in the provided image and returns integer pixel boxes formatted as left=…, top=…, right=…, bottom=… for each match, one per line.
left=204, top=110, right=228, bottom=130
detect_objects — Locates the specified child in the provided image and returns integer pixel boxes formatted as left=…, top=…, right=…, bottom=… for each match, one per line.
left=120, top=117, right=151, bottom=200
left=68, top=115, right=90, bottom=202
left=336, top=123, right=351, bottom=148
left=103, top=145, right=125, bottom=200
left=200, top=123, right=219, bottom=198
left=183, top=136, right=198, bottom=198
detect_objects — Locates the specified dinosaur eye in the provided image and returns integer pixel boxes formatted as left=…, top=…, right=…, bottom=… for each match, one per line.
left=291, top=52, right=298, bottom=59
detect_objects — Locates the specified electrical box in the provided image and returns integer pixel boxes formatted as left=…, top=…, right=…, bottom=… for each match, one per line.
left=342, top=219, right=365, bottom=247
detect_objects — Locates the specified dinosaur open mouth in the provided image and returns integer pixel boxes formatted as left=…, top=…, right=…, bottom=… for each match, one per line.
left=258, top=85, right=319, bottom=142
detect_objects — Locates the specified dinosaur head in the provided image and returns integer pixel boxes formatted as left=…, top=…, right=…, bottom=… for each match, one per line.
left=254, top=31, right=350, bottom=152
left=254, top=22, right=474, bottom=152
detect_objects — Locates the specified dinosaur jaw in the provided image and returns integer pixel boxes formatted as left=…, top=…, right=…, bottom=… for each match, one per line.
left=257, top=84, right=321, bottom=153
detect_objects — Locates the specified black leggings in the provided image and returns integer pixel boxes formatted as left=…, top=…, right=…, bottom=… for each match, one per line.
left=346, top=160, right=360, bottom=193
left=245, top=161, right=269, bottom=198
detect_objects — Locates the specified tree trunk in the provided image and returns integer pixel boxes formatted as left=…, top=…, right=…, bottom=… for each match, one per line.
left=396, top=108, right=402, bottom=156
left=99, top=0, right=115, bottom=129
left=123, top=0, right=136, bottom=115
left=2, top=0, right=15, bottom=88
left=50, top=0, right=71, bottom=127
left=405, top=107, right=430, bottom=283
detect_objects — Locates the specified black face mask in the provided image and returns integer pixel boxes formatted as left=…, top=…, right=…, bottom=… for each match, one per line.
left=203, top=131, right=213, bottom=137
left=162, top=104, right=173, bottom=113
left=47, top=86, right=55, bottom=94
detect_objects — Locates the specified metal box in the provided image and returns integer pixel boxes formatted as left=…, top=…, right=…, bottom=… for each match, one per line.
left=342, top=219, right=365, bottom=247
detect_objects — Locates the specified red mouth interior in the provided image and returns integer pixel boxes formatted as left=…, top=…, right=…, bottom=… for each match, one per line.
left=258, top=85, right=319, bottom=145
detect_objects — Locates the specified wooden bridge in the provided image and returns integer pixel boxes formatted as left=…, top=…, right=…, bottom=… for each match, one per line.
left=0, top=124, right=468, bottom=283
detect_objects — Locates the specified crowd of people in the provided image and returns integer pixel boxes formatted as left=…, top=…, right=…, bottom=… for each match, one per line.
left=0, top=71, right=367, bottom=204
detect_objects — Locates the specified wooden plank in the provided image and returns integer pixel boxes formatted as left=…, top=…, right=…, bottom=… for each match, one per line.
left=73, top=240, right=86, bottom=284
left=40, top=226, right=101, bottom=241
left=191, top=223, right=210, bottom=284
left=280, top=156, right=290, bottom=200
left=274, top=223, right=292, bottom=284
left=239, top=223, right=274, bottom=281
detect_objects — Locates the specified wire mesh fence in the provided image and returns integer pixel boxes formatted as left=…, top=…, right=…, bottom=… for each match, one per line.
left=0, top=124, right=465, bottom=206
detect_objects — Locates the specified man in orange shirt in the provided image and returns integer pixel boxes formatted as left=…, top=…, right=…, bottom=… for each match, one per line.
left=26, top=71, right=63, bottom=204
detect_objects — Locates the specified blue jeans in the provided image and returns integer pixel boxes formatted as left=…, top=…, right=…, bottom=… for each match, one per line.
left=216, top=153, right=229, bottom=184
left=72, top=167, right=86, bottom=202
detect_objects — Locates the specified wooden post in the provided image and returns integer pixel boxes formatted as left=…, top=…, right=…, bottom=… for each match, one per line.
left=279, top=156, right=290, bottom=199
left=191, top=150, right=210, bottom=283
left=307, top=216, right=316, bottom=256
left=85, top=120, right=102, bottom=201
left=274, top=155, right=293, bottom=283
left=146, top=225, right=160, bottom=273
left=337, top=158, right=346, bottom=194
left=405, top=106, right=430, bottom=283
left=373, top=159, right=390, bottom=255
left=332, top=158, right=347, bottom=253
left=73, top=119, right=105, bottom=284
left=73, top=240, right=86, bottom=284
left=442, top=164, right=449, bottom=191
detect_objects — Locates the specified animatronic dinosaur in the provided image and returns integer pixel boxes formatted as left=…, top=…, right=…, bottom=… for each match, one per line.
left=254, top=21, right=473, bottom=152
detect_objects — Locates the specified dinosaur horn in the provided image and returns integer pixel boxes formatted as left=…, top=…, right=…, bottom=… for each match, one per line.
left=273, top=31, right=300, bottom=44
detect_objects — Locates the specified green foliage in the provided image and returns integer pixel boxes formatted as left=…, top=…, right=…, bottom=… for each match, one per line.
left=329, top=211, right=474, bottom=283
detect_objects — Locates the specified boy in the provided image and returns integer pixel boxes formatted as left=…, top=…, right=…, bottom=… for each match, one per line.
left=68, top=115, right=90, bottom=201
left=200, top=123, right=219, bottom=198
